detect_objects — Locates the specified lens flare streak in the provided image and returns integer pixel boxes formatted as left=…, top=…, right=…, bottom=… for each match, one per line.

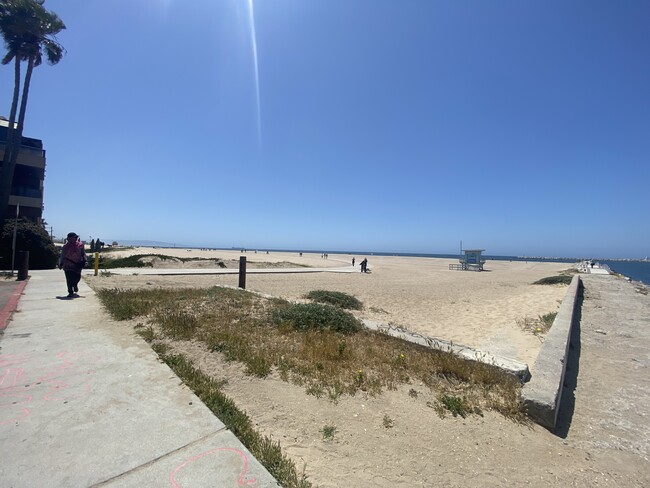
left=247, top=0, right=262, bottom=147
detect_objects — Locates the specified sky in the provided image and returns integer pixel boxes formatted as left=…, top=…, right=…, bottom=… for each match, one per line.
left=1, top=0, right=648, bottom=258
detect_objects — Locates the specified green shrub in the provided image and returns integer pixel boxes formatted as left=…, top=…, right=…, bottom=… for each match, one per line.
left=0, top=218, right=57, bottom=269
left=439, top=394, right=471, bottom=418
left=533, top=275, right=572, bottom=285
left=272, top=303, right=362, bottom=334
left=539, top=311, right=557, bottom=329
left=99, top=255, right=152, bottom=268
left=304, top=290, right=363, bottom=310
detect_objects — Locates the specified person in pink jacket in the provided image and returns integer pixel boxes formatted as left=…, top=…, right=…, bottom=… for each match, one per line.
left=58, top=232, right=86, bottom=298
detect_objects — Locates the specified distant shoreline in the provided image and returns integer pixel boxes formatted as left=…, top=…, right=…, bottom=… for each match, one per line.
left=113, top=243, right=650, bottom=264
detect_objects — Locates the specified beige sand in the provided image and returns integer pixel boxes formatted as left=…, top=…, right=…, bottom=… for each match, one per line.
left=85, top=249, right=649, bottom=487
left=91, top=247, right=571, bottom=365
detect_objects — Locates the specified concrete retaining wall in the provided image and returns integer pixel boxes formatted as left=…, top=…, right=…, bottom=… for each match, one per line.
left=521, top=275, right=582, bottom=429
left=363, top=320, right=530, bottom=382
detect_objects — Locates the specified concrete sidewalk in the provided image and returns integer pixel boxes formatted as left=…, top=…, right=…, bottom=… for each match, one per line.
left=0, top=270, right=279, bottom=487
left=85, top=265, right=360, bottom=276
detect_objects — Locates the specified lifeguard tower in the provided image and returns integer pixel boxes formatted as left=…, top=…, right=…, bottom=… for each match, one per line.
left=449, top=249, right=486, bottom=272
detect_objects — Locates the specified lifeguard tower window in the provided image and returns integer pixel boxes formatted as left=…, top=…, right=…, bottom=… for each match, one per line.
left=449, top=249, right=486, bottom=272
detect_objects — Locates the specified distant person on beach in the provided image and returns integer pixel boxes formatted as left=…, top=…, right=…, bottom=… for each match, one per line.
left=58, top=232, right=87, bottom=298
left=360, top=258, right=368, bottom=273
left=352, top=257, right=355, bottom=266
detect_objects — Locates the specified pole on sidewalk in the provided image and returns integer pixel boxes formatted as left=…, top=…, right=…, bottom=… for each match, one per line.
left=94, top=252, right=99, bottom=276
left=238, top=256, right=246, bottom=289
left=10, top=203, right=19, bottom=276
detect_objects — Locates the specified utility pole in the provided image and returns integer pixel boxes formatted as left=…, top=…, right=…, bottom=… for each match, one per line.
left=11, top=204, right=19, bottom=276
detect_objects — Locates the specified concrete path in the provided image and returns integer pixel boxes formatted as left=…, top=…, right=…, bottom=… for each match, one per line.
left=0, top=270, right=279, bottom=487
left=86, top=265, right=360, bottom=276
left=557, top=274, right=650, bottom=461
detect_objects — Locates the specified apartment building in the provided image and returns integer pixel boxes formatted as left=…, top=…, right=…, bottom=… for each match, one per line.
left=0, top=118, right=46, bottom=223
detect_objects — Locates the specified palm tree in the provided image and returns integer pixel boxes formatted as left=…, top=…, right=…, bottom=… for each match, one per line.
left=0, top=0, right=65, bottom=224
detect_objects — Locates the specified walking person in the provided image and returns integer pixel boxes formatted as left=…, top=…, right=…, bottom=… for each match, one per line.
left=352, top=257, right=355, bottom=267
left=360, top=258, right=368, bottom=273
left=59, top=232, right=86, bottom=298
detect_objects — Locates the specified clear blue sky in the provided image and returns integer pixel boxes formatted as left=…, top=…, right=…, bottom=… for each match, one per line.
left=2, top=0, right=648, bottom=258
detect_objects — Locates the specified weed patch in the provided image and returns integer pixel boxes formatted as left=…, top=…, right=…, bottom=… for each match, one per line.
left=135, top=325, right=155, bottom=343
left=155, top=351, right=310, bottom=488
left=96, top=287, right=525, bottom=420
left=304, top=290, right=363, bottom=310
left=517, top=311, right=557, bottom=337
left=320, top=425, right=337, bottom=441
left=438, top=395, right=472, bottom=418
left=272, top=303, right=362, bottom=334
left=533, top=275, right=572, bottom=285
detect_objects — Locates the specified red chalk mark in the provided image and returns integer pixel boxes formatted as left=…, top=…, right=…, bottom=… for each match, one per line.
left=0, top=280, right=28, bottom=331
left=169, top=448, right=257, bottom=487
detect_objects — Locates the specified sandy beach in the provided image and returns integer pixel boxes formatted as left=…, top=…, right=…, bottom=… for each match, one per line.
left=88, top=247, right=570, bottom=365
left=82, top=248, right=650, bottom=487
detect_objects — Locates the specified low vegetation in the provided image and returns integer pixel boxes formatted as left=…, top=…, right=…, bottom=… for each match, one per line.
left=320, top=425, right=337, bottom=441
left=304, top=290, right=363, bottom=310
left=95, top=284, right=530, bottom=486
left=435, top=394, right=480, bottom=419
left=533, top=275, right=573, bottom=285
left=97, top=286, right=524, bottom=421
left=272, top=302, right=362, bottom=334
left=517, top=311, right=558, bottom=337
left=95, top=253, right=227, bottom=269
left=152, top=348, right=310, bottom=488
left=100, top=246, right=134, bottom=253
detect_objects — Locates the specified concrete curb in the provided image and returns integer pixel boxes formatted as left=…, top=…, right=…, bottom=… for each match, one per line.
left=0, top=278, right=28, bottom=331
left=81, top=266, right=357, bottom=276
left=521, top=275, right=582, bottom=429
left=363, top=320, right=530, bottom=381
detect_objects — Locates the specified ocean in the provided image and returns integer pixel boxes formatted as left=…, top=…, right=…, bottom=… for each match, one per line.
left=296, top=250, right=650, bottom=286
left=155, top=244, right=650, bottom=286
left=600, top=260, right=650, bottom=286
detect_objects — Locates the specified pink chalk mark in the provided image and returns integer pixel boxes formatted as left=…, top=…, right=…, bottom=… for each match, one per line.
left=0, top=354, right=29, bottom=368
left=0, top=392, right=32, bottom=425
left=42, top=380, right=92, bottom=402
left=0, top=368, right=26, bottom=389
left=169, top=447, right=257, bottom=487
left=0, top=350, right=98, bottom=427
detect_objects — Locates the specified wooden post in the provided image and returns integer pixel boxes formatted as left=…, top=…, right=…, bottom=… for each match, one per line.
left=238, top=256, right=246, bottom=289
left=94, top=252, right=99, bottom=276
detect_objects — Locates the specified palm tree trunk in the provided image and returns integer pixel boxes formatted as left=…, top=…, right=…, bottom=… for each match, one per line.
left=14, top=55, right=34, bottom=151
left=0, top=57, right=23, bottom=225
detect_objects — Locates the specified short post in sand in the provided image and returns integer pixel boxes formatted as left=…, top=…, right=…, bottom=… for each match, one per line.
left=94, top=252, right=99, bottom=276
left=239, top=256, right=246, bottom=289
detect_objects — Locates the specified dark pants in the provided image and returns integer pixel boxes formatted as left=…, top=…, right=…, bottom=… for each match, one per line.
left=64, top=270, right=81, bottom=294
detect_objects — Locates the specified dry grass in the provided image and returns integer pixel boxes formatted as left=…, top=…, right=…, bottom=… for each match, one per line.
left=97, top=285, right=524, bottom=420
left=516, top=311, right=557, bottom=338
